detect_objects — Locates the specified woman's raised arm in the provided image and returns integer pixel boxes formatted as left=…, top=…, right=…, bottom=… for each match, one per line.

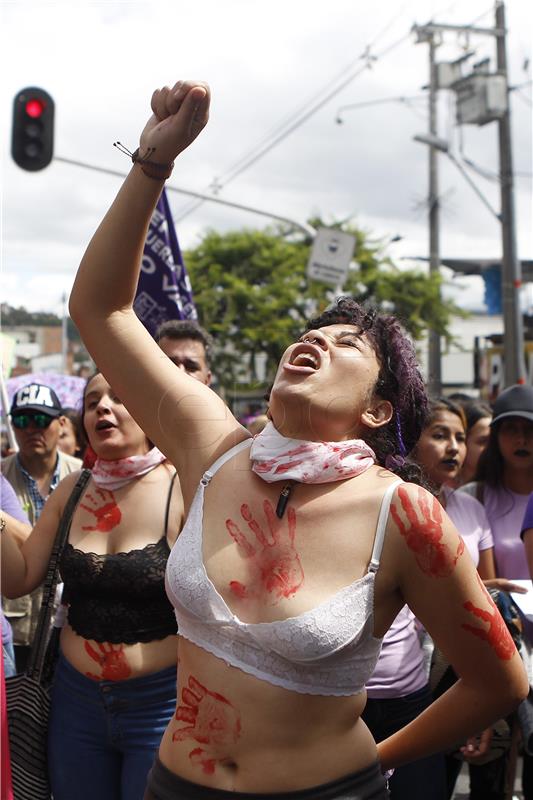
left=69, top=81, right=246, bottom=494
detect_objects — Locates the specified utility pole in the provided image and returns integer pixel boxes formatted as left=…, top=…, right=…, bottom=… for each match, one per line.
left=61, top=291, right=69, bottom=374
left=414, top=27, right=442, bottom=396
left=412, top=1, right=525, bottom=390
left=495, top=1, right=526, bottom=386
left=427, top=34, right=442, bottom=396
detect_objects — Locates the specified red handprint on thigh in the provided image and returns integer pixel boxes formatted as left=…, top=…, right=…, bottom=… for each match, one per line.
left=390, top=485, right=464, bottom=578
left=461, top=574, right=516, bottom=660
left=172, top=675, right=241, bottom=774
left=80, top=488, right=122, bottom=532
left=84, top=641, right=132, bottom=680
left=225, top=499, right=303, bottom=603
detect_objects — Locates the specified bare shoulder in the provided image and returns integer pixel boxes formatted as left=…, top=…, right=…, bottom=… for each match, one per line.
left=51, top=469, right=88, bottom=503
left=386, top=480, right=468, bottom=585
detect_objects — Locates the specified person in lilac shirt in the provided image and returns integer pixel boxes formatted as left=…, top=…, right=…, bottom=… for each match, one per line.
left=462, top=385, right=533, bottom=581
left=363, top=398, right=498, bottom=800
left=521, top=494, right=533, bottom=582
left=0, top=475, right=30, bottom=676
left=461, top=384, right=533, bottom=800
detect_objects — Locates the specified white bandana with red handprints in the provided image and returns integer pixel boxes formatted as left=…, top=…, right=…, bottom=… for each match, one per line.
left=250, top=422, right=375, bottom=484
left=91, top=447, right=166, bottom=490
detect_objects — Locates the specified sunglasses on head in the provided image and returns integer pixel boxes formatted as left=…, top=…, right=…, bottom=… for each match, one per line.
left=12, top=413, right=55, bottom=430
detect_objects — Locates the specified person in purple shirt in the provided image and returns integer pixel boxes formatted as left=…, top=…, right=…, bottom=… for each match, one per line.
left=521, top=493, right=533, bottom=583
left=462, top=384, right=533, bottom=800
left=363, top=398, right=499, bottom=800
left=0, top=475, right=31, bottom=676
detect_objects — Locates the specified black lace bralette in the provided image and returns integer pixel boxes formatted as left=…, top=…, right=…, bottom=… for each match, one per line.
left=60, top=537, right=177, bottom=644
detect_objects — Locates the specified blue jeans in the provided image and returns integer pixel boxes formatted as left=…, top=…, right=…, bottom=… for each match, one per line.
left=2, top=641, right=17, bottom=677
left=48, top=652, right=176, bottom=800
left=362, top=684, right=447, bottom=800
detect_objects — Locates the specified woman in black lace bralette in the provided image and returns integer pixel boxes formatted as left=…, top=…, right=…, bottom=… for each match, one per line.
left=66, top=79, right=528, bottom=800
left=1, top=371, right=184, bottom=800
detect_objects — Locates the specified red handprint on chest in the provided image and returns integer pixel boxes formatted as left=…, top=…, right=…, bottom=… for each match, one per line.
left=225, top=499, right=304, bottom=604
left=390, top=485, right=464, bottom=578
left=461, top=574, right=516, bottom=660
left=84, top=641, right=132, bottom=680
left=80, top=488, right=122, bottom=532
left=173, top=675, right=241, bottom=775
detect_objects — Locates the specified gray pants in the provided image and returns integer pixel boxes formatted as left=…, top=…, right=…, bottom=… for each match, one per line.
left=144, top=756, right=389, bottom=800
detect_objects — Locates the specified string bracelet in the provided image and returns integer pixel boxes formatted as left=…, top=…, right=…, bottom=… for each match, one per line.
left=113, top=141, right=174, bottom=181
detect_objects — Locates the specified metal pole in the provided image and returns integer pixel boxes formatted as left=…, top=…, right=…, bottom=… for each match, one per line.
left=428, top=34, right=442, bottom=396
left=0, top=373, right=18, bottom=452
left=61, top=292, right=69, bottom=374
left=495, top=1, right=525, bottom=386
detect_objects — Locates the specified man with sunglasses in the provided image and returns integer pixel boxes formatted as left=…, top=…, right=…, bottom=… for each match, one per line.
left=1, top=382, right=81, bottom=671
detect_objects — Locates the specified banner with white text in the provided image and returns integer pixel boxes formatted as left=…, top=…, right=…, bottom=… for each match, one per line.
left=134, top=189, right=197, bottom=336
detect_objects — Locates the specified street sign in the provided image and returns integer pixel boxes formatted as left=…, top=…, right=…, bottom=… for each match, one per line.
left=306, top=227, right=356, bottom=288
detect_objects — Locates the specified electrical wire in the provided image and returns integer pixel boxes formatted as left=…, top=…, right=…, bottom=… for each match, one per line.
left=513, top=88, right=533, bottom=109
left=173, top=15, right=418, bottom=222
left=174, top=0, right=508, bottom=224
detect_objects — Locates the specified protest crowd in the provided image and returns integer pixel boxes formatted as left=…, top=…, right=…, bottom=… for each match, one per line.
left=1, top=79, right=533, bottom=800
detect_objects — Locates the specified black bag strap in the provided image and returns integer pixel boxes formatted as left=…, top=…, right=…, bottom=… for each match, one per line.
left=27, top=469, right=92, bottom=680
left=163, top=470, right=178, bottom=537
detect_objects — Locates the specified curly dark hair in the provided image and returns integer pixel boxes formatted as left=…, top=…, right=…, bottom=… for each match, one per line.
left=305, top=297, right=428, bottom=484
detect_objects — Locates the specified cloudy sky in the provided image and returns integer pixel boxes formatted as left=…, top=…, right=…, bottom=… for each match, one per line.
left=1, top=0, right=531, bottom=318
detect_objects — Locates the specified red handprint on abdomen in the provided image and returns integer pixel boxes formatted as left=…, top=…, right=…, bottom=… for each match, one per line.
left=84, top=641, right=132, bottom=680
left=225, top=499, right=303, bottom=604
left=80, top=488, right=122, bottom=532
left=390, top=485, right=464, bottom=578
left=173, top=675, right=241, bottom=775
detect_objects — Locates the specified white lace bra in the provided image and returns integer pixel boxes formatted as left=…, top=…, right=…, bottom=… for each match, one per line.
left=165, top=440, right=401, bottom=696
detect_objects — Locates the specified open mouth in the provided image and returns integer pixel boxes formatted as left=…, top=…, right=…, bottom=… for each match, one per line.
left=95, top=419, right=115, bottom=431
left=514, top=449, right=531, bottom=458
left=284, top=343, right=321, bottom=373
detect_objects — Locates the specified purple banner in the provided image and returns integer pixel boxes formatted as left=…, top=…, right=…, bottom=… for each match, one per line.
left=134, top=189, right=197, bottom=336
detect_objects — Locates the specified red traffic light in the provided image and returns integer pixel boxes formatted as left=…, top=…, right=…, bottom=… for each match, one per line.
left=12, top=87, right=54, bottom=171
left=25, top=98, right=45, bottom=118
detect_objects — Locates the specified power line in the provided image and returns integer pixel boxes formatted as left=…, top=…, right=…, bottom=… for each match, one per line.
left=173, top=22, right=415, bottom=222
left=174, top=0, right=503, bottom=225
left=514, top=88, right=533, bottom=109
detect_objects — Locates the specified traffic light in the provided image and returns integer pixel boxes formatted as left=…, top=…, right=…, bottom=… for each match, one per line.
left=11, top=87, right=54, bottom=171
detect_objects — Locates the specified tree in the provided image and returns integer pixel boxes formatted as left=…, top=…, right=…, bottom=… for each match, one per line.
left=183, top=219, right=465, bottom=389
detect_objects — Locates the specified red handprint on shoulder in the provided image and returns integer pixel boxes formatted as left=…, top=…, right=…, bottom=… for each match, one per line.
left=84, top=641, right=132, bottom=680
left=225, top=499, right=303, bottom=604
left=461, top=574, right=516, bottom=660
left=390, top=485, right=464, bottom=578
left=173, top=675, right=241, bottom=775
left=80, top=488, right=122, bottom=532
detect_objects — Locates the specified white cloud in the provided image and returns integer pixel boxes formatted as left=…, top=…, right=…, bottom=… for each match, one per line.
left=1, top=0, right=531, bottom=314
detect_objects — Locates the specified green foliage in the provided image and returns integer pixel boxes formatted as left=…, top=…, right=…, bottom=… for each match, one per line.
left=1, top=303, right=61, bottom=327
left=1, top=222, right=464, bottom=391
left=1, top=304, right=85, bottom=346
left=185, top=219, right=464, bottom=389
